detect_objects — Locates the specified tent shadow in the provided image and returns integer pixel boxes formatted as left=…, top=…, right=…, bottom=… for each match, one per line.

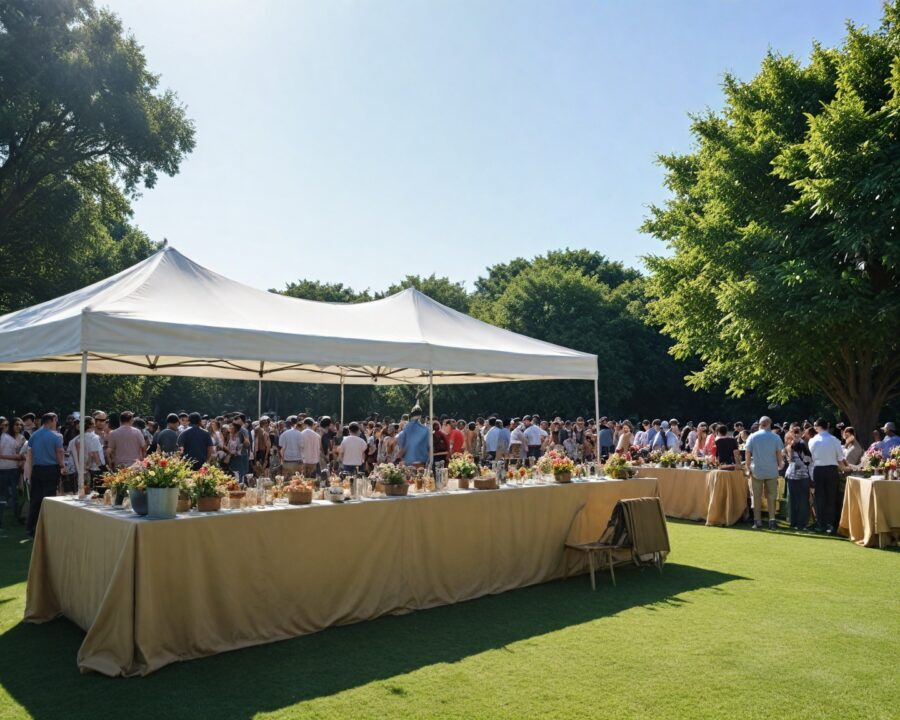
left=0, top=562, right=744, bottom=720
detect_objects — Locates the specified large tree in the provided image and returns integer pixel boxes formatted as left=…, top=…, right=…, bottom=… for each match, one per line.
left=643, top=4, right=900, bottom=436
left=0, top=0, right=194, bottom=415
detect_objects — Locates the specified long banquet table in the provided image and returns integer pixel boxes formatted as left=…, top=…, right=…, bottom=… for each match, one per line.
left=839, top=475, right=900, bottom=548
left=635, top=466, right=748, bottom=526
left=25, top=477, right=659, bottom=677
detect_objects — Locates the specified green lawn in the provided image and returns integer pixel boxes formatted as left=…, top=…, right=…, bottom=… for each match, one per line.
left=0, top=518, right=897, bottom=720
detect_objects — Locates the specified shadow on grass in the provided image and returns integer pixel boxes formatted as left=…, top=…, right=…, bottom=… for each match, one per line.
left=0, top=549, right=745, bottom=720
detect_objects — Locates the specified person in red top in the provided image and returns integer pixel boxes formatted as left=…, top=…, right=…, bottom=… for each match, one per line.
left=444, top=419, right=465, bottom=456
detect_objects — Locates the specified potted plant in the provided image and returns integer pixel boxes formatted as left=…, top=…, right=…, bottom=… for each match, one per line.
left=193, top=464, right=228, bottom=511
left=474, top=465, right=499, bottom=490
left=101, top=466, right=133, bottom=506
left=141, top=452, right=194, bottom=519
left=448, top=453, right=478, bottom=489
left=604, top=453, right=633, bottom=480
left=376, top=463, right=409, bottom=496
left=126, top=470, right=149, bottom=516
left=537, top=450, right=574, bottom=483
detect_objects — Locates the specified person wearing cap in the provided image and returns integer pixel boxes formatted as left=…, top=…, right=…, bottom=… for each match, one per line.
left=744, top=416, right=784, bottom=530
left=880, top=421, right=900, bottom=455
left=177, top=412, right=214, bottom=471
left=396, top=406, right=430, bottom=468
left=808, top=418, right=849, bottom=534
left=151, top=414, right=180, bottom=453
left=650, top=421, right=678, bottom=451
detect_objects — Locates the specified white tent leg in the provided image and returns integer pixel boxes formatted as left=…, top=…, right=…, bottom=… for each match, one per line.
left=257, top=378, right=262, bottom=419
left=78, top=351, right=87, bottom=497
left=593, top=377, right=600, bottom=424
left=428, top=371, right=434, bottom=468
left=339, top=374, right=345, bottom=429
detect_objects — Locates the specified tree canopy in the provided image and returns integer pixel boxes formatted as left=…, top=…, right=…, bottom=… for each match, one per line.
left=643, top=2, right=900, bottom=435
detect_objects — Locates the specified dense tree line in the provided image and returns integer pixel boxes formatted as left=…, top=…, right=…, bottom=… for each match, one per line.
left=3, top=0, right=890, bottom=428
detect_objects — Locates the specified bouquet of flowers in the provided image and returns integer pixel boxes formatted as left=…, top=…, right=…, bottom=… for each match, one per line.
left=375, top=463, right=407, bottom=485
left=861, top=448, right=884, bottom=473
left=537, top=449, right=575, bottom=477
left=191, top=464, right=229, bottom=498
left=138, top=451, right=194, bottom=489
left=604, top=453, right=633, bottom=479
left=447, top=453, right=478, bottom=480
left=649, top=450, right=663, bottom=464
left=101, top=465, right=138, bottom=494
left=658, top=451, right=681, bottom=468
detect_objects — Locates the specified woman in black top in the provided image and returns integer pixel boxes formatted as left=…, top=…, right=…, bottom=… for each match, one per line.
left=714, top=425, right=740, bottom=468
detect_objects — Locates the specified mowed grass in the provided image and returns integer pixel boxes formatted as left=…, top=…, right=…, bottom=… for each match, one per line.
left=0, top=519, right=897, bottom=720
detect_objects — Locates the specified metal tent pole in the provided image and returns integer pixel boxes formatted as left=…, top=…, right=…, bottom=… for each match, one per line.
left=78, top=351, right=87, bottom=497
left=428, top=371, right=434, bottom=468
left=593, top=377, right=600, bottom=425
left=257, top=378, right=263, bottom=419
left=339, top=373, right=345, bottom=429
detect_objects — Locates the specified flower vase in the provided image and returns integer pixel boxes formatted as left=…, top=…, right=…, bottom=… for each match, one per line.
left=197, top=495, right=222, bottom=512
left=147, top=487, right=179, bottom=519
left=129, top=488, right=148, bottom=516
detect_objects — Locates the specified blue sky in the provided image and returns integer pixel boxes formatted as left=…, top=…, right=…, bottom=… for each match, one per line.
left=105, top=0, right=885, bottom=293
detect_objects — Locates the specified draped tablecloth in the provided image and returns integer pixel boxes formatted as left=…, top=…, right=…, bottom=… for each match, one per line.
left=635, top=466, right=748, bottom=526
left=839, top=476, right=900, bottom=548
left=25, top=478, right=659, bottom=677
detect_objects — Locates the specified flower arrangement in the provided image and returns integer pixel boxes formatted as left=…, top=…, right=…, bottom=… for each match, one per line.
left=861, top=448, right=884, bottom=472
left=376, top=463, right=407, bottom=485
left=537, top=449, right=575, bottom=476
left=658, top=450, right=681, bottom=468
left=192, top=464, right=229, bottom=498
left=102, top=466, right=137, bottom=494
left=447, top=453, right=478, bottom=479
left=139, top=452, right=194, bottom=489
left=604, top=453, right=633, bottom=479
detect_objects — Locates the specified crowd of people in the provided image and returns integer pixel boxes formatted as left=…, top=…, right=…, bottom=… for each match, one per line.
left=1, top=405, right=897, bottom=539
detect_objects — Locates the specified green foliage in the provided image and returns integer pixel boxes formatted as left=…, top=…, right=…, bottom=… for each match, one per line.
left=379, top=275, right=471, bottom=314
left=277, top=280, right=371, bottom=303
left=643, top=4, right=900, bottom=435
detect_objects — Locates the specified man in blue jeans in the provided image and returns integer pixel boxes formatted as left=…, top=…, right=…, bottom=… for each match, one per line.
left=25, top=413, right=65, bottom=538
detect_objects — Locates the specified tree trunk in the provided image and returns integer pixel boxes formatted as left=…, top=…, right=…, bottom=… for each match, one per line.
left=843, top=400, right=879, bottom=447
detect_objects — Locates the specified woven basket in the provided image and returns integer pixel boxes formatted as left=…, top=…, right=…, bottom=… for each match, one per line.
left=197, top=495, right=222, bottom=512
left=474, top=477, right=499, bottom=490
left=554, top=471, right=572, bottom=483
left=383, top=482, right=410, bottom=496
left=288, top=488, right=313, bottom=505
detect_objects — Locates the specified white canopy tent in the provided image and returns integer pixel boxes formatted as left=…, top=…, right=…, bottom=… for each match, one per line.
left=0, top=245, right=599, bottom=486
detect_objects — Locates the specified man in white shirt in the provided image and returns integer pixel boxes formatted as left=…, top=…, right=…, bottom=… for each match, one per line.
left=484, top=419, right=502, bottom=461
left=523, top=415, right=547, bottom=459
left=298, top=417, right=322, bottom=478
left=338, top=423, right=368, bottom=473
left=808, top=418, right=848, bottom=534
left=510, top=420, right=527, bottom=461
left=279, top=416, right=304, bottom=478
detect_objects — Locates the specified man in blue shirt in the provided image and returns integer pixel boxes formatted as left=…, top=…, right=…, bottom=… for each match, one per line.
left=880, top=422, right=900, bottom=455
left=396, top=407, right=430, bottom=468
left=25, top=412, right=65, bottom=537
left=598, top=420, right=615, bottom=459
left=744, top=416, right=784, bottom=530
left=177, top=412, right=214, bottom=470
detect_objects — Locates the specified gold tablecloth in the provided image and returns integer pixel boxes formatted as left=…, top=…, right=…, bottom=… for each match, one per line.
left=839, top=476, right=900, bottom=548
left=635, top=466, right=748, bottom=526
left=25, top=478, right=659, bottom=676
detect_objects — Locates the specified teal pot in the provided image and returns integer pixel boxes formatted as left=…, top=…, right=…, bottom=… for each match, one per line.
left=147, top=487, right=179, bottom=520
left=129, top=488, right=148, bottom=516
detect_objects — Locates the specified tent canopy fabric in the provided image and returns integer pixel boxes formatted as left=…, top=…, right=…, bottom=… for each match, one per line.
left=0, top=246, right=597, bottom=385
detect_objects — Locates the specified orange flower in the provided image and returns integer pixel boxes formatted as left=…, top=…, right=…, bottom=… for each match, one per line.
left=159, top=459, right=169, bottom=468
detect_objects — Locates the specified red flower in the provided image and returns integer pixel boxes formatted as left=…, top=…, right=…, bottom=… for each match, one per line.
left=159, top=459, right=168, bottom=468
left=199, top=466, right=208, bottom=475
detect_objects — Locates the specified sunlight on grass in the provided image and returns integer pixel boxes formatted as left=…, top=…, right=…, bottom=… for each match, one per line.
left=0, top=521, right=897, bottom=719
